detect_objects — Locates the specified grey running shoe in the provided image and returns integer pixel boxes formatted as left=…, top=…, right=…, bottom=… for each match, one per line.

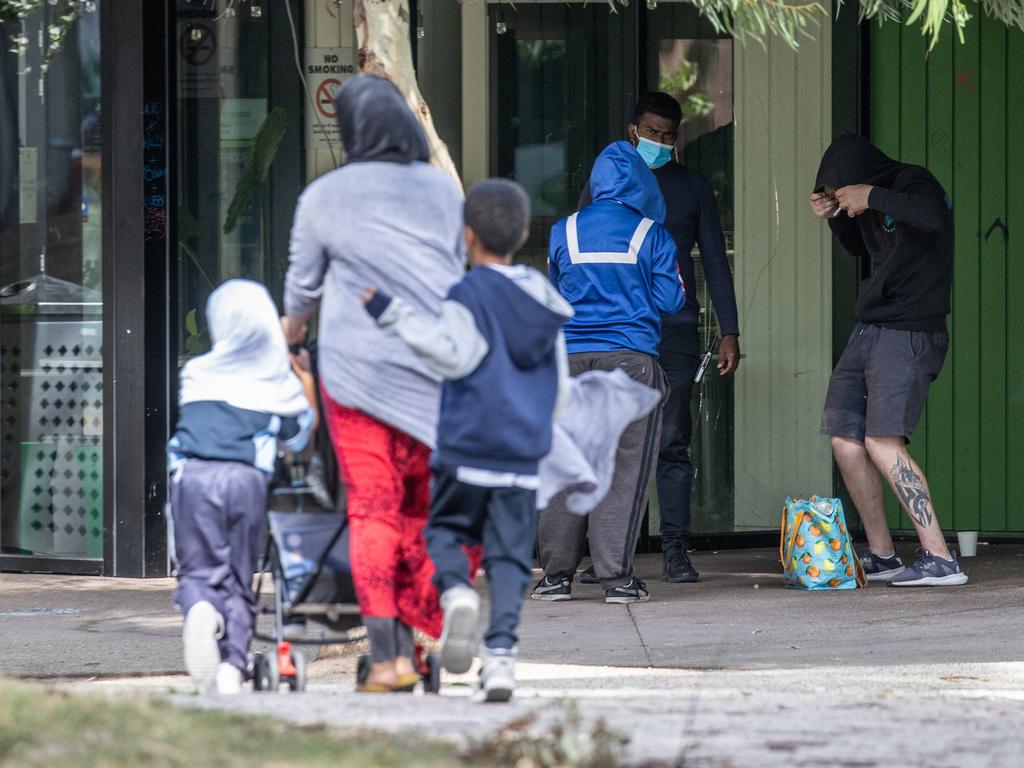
left=530, top=576, right=572, bottom=601
left=478, top=646, right=516, bottom=703
left=889, top=551, right=968, bottom=587
left=439, top=584, right=480, bottom=674
left=859, top=549, right=906, bottom=582
left=604, top=577, right=650, bottom=604
left=579, top=566, right=599, bottom=584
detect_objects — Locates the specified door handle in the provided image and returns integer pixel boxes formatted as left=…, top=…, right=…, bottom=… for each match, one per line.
left=984, top=217, right=1008, bottom=241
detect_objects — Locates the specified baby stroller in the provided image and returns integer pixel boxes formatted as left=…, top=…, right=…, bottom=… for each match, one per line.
left=250, top=349, right=441, bottom=693
left=250, top=455, right=355, bottom=692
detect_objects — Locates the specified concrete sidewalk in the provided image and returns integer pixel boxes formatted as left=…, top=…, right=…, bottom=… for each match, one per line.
left=3, top=545, right=1024, bottom=766
left=3, top=543, right=1023, bottom=677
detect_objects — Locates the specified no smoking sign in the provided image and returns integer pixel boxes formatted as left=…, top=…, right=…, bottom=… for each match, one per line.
left=304, top=48, right=353, bottom=153
left=315, top=78, right=341, bottom=119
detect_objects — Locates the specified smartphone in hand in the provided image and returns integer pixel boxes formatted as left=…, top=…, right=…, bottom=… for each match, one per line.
left=694, top=339, right=717, bottom=384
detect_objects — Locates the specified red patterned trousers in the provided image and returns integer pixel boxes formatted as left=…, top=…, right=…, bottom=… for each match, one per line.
left=321, top=392, right=445, bottom=637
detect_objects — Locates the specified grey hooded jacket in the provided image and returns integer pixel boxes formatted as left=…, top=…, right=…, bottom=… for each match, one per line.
left=284, top=76, right=465, bottom=448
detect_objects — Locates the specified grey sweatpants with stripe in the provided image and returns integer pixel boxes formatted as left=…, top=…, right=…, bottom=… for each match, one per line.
left=169, top=459, right=267, bottom=671
left=538, top=350, right=667, bottom=589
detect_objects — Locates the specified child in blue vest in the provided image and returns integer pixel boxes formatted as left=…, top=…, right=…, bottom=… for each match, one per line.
left=168, top=280, right=317, bottom=694
left=362, top=179, right=572, bottom=701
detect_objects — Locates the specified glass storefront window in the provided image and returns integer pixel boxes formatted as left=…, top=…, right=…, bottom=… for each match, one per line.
left=0, top=3, right=104, bottom=559
left=177, top=1, right=274, bottom=359
left=490, top=1, right=737, bottom=537
left=175, top=0, right=347, bottom=360
left=491, top=3, right=636, bottom=269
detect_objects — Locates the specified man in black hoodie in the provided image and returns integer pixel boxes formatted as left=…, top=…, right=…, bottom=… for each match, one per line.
left=810, top=134, right=966, bottom=587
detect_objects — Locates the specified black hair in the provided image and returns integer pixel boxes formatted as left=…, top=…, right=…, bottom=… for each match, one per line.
left=464, top=179, right=531, bottom=257
left=633, top=92, right=683, bottom=125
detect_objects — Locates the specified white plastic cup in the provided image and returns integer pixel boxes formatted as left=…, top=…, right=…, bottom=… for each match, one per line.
left=957, top=531, right=978, bottom=557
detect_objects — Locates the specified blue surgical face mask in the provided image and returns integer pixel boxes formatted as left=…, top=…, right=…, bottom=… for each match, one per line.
left=635, top=134, right=673, bottom=169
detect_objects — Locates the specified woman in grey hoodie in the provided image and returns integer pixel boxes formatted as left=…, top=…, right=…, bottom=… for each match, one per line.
left=283, top=75, right=466, bottom=692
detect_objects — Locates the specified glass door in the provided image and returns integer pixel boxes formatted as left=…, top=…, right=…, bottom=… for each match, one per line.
left=490, top=2, right=637, bottom=269
left=645, top=3, right=736, bottom=537
left=177, top=0, right=275, bottom=359
left=175, top=0, right=325, bottom=361
left=0, top=3, right=104, bottom=563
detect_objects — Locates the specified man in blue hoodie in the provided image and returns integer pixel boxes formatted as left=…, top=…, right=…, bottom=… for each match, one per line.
left=580, top=93, right=741, bottom=585
left=363, top=179, right=573, bottom=701
left=535, top=141, right=685, bottom=605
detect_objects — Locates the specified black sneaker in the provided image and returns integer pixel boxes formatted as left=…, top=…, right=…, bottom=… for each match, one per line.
left=530, top=576, right=572, bottom=601
left=604, top=577, right=650, bottom=604
left=889, top=550, right=968, bottom=587
left=662, top=549, right=699, bottom=583
left=859, top=549, right=906, bottom=582
left=579, top=566, right=600, bottom=585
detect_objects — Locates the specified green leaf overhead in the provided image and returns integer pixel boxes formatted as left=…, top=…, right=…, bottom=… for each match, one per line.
left=605, top=0, right=1024, bottom=51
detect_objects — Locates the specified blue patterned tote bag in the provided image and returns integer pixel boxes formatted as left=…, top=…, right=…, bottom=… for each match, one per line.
left=780, top=496, right=866, bottom=590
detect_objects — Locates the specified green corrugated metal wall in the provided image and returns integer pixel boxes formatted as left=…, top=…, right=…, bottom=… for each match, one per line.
left=872, top=18, right=1024, bottom=533
left=734, top=23, right=834, bottom=530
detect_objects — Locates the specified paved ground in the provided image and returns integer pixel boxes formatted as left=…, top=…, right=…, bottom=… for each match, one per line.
left=3, top=544, right=1024, bottom=766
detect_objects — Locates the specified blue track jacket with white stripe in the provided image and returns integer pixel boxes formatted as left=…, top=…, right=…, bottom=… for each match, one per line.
left=548, top=141, right=685, bottom=357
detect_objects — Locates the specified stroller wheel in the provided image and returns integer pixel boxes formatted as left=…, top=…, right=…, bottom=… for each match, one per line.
left=288, top=650, right=307, bottom=692
left=254, top=651, right=279, bottom=693
left=422, top=653, right=442, bottom=695
left=356, top=654, right=371, bottom=687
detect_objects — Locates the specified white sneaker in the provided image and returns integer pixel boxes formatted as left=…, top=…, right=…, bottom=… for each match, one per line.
left=438, top=584, right=480, bottom=674
left=214, top=662, right=244, bottom=695
left=478, top=646, right=516, bottom=703
left=183, top=600, right=224, bottom=689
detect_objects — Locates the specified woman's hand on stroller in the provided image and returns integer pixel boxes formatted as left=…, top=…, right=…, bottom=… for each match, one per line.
left=281, top=314, right=308, bottom=346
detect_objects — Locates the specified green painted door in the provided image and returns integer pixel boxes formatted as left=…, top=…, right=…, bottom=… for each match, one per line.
left=872, top=17, right=1024, bottom=534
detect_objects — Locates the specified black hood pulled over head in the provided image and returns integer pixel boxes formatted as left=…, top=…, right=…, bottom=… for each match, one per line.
left=334, top=75, right=429, bottom=164
left=814, top=133, right=903, bottom=193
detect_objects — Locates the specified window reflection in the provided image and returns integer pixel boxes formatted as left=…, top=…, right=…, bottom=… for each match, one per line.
left=0, top=3, right=104, bottom=559
left=492, top=4, right=635, bottom=269
left=176, top=1, right=272, bottom=359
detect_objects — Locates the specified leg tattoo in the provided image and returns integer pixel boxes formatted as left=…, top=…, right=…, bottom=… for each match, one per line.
left=890, top=455, right=933, bottom=528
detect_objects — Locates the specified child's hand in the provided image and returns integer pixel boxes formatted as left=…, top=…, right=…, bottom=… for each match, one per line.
left=361, top=286, right=393, bottom=322
left=291, top=350, right=316, bottom=401
left=290, top=347, right=312, bottom=375
left=290, top=349, right=319, bottom=433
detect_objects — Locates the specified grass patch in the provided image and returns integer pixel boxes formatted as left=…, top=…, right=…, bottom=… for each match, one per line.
left=0, top=682, right=463, bottom=768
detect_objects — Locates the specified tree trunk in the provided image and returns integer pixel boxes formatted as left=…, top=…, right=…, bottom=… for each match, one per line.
left=353, top=0, right=462, bottom=190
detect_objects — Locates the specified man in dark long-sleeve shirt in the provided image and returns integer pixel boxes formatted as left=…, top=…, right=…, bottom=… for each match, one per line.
left=580, top=93, right=740, bottom=583
left=810, top=134, right=966, bottom=587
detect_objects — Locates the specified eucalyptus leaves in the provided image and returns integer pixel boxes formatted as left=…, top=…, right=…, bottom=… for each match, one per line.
left=1, top=0, right=97, bottom=70
left=607, top=0, right=1024, bottom=51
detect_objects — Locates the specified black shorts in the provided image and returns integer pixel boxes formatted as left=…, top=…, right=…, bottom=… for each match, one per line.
left=821, top=323, right=949, bottom=442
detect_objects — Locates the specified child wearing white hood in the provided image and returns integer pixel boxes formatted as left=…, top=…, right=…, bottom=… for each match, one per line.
left=167, top=280, right=317, bottom=694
